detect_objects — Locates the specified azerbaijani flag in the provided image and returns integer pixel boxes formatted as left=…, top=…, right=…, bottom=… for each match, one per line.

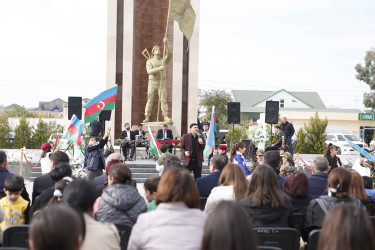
left=204, top=106, right=216, bottom=157
left=148, top=126, right=162, bottom=156
left=84, top=85, right=118, bottom=124
left=64, top=115, right=83, bottom=150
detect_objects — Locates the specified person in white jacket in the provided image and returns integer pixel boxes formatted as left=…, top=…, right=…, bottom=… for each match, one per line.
left=352, top=153, right=373, bottom=177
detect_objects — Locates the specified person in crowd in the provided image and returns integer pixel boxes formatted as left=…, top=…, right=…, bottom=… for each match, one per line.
left=303, top=168, right=363, bottom=240
left=363, top=176, right=375, bottom=199
left=162, top=155, right=184, bottom=174
left=240, top=165, right=294, bottom=228
left=29, top=206, right=84, bottom=250
left=128, top=168, right=207, bottom=250
left=156, top=124, right=174, bottom=153
left=196, top=155, right=227, bottom=197
left=93, top=153, right=124, bottom=188
left=348, top=169, right=375, bottom=215
left=144, top=176, right=161, bottom=211
left=308, top=156, right=329, bottom=198
left=134, top=123, right=146, bottom=139
left=280, top=152, right=295, bottom=177
left=202, top=123, right=209, bottom=140
left=0, top=150, right=29, bottom=202
left=0, top=176, right=29, bottom=230
left=96, top=163, right=147, bottom=226
left=280, top=117, right=295, bottom=154
left=230, top=142, right=250, bottom=177
left=265, top=125, right=285, bottom=151
left=40, top=142, right=52, bottom=175
left=32, top=150, right=69, bottom=203
left=199, top=117, right=210, bottom=129
left=201, top=200, right=258, bottom=250
left=264, top=150, right=286, bottom=189
left=156, top=143, right=169, bottom=175
left=119, top=123, right=136, bottom=161
left=180, top=123, right=205, bottom=180
left=89, top=117, right=104, bottom=138
left=317, top=204, right=375, bottom=250
left=30, top=162, right=73, bottom=219
left=85, top=127, right=110, bottom=181
left=324, top=143, right=343, bottom=172
left=205, top=163, right=248, bottom=214
left=217, top=144, right=229, bottom=163
left=352, top=152, right=372, bottom=177
left=283, top=171, right=313, bottom=214
left=249, top=149, right=264, bottom=172
left=278, top=145, right=289, bottom=155
left=63, top=179, right=121, bottom=250
left=47, top=178, right=71, bottom=206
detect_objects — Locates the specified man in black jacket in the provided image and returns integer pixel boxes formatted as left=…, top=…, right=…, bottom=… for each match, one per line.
left=264, top=150, right=286, bottom=190
left=265, top=126, right=285, bottom=152
left=280, top=117, right=295, bottom=154
left=120, top=123, right=136, bottom=161
left=156, top=124, right=173, bottom=153
left=32, top=151, right=69, bottom=204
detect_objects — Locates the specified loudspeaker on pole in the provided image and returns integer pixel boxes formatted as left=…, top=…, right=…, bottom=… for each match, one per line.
left=227, top=102, right=241, bottom=124
left=68, top=97, right=82, bottom=120
left=265, top=101, right=279, bottom=124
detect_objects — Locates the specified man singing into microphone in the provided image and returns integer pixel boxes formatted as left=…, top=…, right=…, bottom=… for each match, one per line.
left=180, top=123, right=206, bottom=180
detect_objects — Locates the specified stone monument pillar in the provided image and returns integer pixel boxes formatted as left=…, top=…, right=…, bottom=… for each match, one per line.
left=106, top=0, right=200, bottom=139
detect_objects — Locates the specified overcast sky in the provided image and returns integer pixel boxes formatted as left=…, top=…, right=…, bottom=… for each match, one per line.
left=0, top=0, right=374, bottom=110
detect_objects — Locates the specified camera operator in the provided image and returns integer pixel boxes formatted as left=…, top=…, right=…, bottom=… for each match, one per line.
left=352, top=151, right=374, bottom=177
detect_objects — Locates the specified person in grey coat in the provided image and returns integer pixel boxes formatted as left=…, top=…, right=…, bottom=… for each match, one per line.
left=96, top=163, right=147, bottom=226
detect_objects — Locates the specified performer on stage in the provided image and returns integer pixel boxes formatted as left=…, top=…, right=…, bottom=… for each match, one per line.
left=265, top=126, right=285, bottom=152
left=180, top=123, right=205, bottom=180
left=156, top=124, right=173, bottom=153
left=134, top=123, right=146, bottom=139
left=119, top=123, right=136, bottom=161
left=143, top=38, right=173, bottom=123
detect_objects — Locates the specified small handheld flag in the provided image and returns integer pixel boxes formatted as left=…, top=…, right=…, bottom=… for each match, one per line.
left=64, top=115, right=84, bottom=150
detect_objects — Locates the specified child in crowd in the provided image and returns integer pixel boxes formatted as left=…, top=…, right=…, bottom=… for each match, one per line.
left=217, top=144, right=228, bottom=164
left=156, top=144, right=169, bottom=176
left=85, top=127, right=111, bottom=182
left=0, top=176, right=29, bottom=230
left=230, top=142, right=250, bottom=177
left=40, top=142, right=52, bottom=174
left=144, top=176, right=161, bottom=211
left=363, top=176, right=375, bottom=200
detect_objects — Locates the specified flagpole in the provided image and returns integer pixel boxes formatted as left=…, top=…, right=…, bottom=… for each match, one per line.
left=156, top=0, right=172, bottom=122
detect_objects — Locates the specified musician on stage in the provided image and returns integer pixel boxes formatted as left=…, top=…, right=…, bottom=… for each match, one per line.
left=156, top=124, right=173, bottom=153
left=134, top=123, right=146, bottom=139
left=120, top=123, right=136, bottom=161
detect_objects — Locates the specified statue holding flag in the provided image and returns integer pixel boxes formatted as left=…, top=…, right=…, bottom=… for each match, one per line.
left=143, top=38, right=173, bottom=124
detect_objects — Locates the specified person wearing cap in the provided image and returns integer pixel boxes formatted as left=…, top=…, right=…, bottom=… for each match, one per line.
left=217, top=144, right=229, bottom=163
left=40, top=143, right=52, bottom=175
left=196, top=155, right=227, bottom=197
left=250, top=149, right=264, bottom=172
left=278, top=145, right=289, bottom=156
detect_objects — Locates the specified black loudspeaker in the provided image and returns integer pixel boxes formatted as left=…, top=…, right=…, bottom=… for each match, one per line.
left=265, top=101, right=279, bottom=124
left=227, top=102, right=241, bottom=124
left=99, top=110, right=112, bottom=121
left=68, top=97, right=82, bottom=120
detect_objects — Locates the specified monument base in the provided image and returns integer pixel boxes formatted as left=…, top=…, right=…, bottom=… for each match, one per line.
left=142, top=121, right=173, bottom=126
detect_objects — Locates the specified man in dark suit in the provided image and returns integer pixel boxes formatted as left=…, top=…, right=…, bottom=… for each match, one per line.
left=120, top=123, right=136, bottom=161
left=134, top=123, right=146, bottom=139
left=0, top=150, right=29, bottom=202
left=308, top=156, right=329, bottom=198
left=156, top=124, right=173, bottom=153
left=180, top=123, right=205, bottom=180
left=32, top=150, right=69, bottom=204
left=196, top=155, right=226, bottom=197
left=264, top=150, right=286, bottom=190
left=265, top=125, right=285, bottom=152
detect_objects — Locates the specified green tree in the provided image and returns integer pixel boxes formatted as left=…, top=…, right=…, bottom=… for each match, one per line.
left=355, top=48, right=375, bottom=109
left=225, top=126, right=248, bottom=148
left=0, top=114, right=12, bottom=148
left=32, top=118, right=49, bottom=149
left=4, top=105, right=37, bottom=118
left=295, top=112, right=328, bottom=154
left=294, top=127, right=308, bottom=154
left=14, top=115, right=33, bottom=149
left=200, top=89, right=233, bottom=123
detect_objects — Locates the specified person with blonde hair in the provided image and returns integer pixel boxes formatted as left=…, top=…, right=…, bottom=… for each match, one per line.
left=204, top=163, right=249, bottom=213
left=348, top=169, right=375, bottom=215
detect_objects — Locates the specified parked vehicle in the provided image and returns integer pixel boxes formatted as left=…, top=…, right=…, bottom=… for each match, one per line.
left=325, top=133, right=364, bottom=155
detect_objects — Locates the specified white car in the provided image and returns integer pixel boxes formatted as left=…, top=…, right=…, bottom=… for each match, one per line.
left=325, top=133, right=365, bottom=155
left=48, top=133, right=70, bottom=150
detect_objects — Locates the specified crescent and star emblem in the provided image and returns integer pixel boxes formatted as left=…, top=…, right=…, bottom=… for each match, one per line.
left=97, top=101, right=105, bottom=110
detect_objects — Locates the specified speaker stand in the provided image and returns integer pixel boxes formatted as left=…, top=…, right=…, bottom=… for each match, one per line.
left=269, top=124, right=273, bottom=147
left=230, top=122, right=234, bottom=150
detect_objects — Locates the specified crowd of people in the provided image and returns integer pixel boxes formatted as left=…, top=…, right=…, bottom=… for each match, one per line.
left=0, top=118, right=375, bottom=249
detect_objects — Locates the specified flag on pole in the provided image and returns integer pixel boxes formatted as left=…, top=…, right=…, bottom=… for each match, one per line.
left=343, top=135, right=375, bottom=162
left=64, top=115, right=84, bottom=150
left=84, top=85, right=118, bottom=124
left=204, top=106, right=216, bottom=157
left=169, top=0, right=196, bottom=44
left=148, top=126, right=162, bottom=157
